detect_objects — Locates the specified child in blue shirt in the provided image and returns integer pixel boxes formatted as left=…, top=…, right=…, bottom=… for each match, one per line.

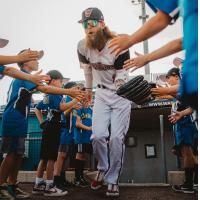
left=74, top=96, right=93, bottom=187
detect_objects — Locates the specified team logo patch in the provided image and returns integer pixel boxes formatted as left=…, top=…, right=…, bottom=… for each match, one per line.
left=85, top=9, right=93, bottom=18
left=43, top=96, right=49, bottom=104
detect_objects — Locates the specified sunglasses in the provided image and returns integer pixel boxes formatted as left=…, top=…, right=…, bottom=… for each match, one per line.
left=83, top=20, right=99, bottom=29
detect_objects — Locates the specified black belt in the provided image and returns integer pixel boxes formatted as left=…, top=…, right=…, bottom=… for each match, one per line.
left=97, top=84, right=107, bottom=89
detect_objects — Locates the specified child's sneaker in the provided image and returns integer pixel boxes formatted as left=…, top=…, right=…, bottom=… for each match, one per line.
left=74, top=176, right=90, bottom=187
left=106, top=184, right=119, bottom=197
left=0, top=184, right=15, bottom=200
left=44, top=184, right=68, bottom=197
left=7, top=184, right=30, bottom=199
left=91, top=171, right=104, bottom=190
left=32, top=181, right=46, bottom=195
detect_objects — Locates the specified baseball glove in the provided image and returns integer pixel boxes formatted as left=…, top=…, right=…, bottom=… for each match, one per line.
left=116, top=75, right=154, bottom=105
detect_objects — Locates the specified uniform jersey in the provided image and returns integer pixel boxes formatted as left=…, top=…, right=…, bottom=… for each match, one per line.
left=59, top=95, right=74, bottom=145
left=74, top=106, right=93, bottom=144
left=146, top=0, right=179, bottom=23
left=0, top=65, right=5, bottom=79
left=1, top=70, right=36, bottom=137
left=36, top=94, right=63, bottom=123
left=77, top=39, right=130, bottom=90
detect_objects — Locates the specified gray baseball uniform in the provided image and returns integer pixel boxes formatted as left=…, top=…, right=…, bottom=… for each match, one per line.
left=77, top=39, right=131, bottom=184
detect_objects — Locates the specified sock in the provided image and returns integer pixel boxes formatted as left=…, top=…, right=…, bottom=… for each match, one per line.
left=35, top=177, right=44, bottom=185
left=53, top=176, right=62, bottom=186
left=75, top=159, right=85, bottom=179
left=46, top=180, right=53, bottom=189
left=60, top=171, right=66, bottom=183
left=185, top=168, right=194, bottom=187
left=194, top=164, right=198, bottom=184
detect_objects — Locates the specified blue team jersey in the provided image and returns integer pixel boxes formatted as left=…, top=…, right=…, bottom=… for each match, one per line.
left=146, top=0, right=179, bottom=22
left=1, top=70, right=36, bottom=137
left=36, top=94, right=63, bottom=122
left=0, top=65, right=5, bottom=79
left=60, top=95, right=74, bottom=145
left=74, top=106, right=92, bottom=144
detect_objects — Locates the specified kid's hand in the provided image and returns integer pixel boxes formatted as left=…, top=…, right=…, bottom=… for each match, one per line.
left=31, top=70, right=50, bottom=85
left=17, top=49, right=40, bottom=63
left=108, top=34, right=132, bottom=56
left=168, top=111, right=183, bottom=124
left=68, top=88, right=86, bottom=99
left=151, top=86, right=170, bottom=96
left=123, top=52, right=148, bottom=72
left=73, top=102, right=82, bottom=110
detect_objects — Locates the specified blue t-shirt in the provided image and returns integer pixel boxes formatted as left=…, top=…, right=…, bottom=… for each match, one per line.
left=36, top=94, right=63, bottom=122
left=146, top=0, right=179, bottom=23
left=1, top=71, right=36, bottom=137
left=74, top=106, right=93, bottom=144
left=60, top=95, right=74, bottom=145
left=0, top=65, right=5, bottom=79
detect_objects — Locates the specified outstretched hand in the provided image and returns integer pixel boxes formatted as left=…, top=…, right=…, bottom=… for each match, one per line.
left=31, top=69, right=50, bottom=85
left=108, top=34, right=132, bottom=56
left=18, top=49, right=40, bottom=63
left=123, top=52, right=149, bottom=72
left=168, top=111, right=183, bottom=124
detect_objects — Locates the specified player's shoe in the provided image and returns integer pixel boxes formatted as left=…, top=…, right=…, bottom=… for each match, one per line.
left=32, top=181, right=46, bottom=195
left=91, top=171, right=105, bottom=190
left=44, top=184, right=68, bottom=197
left=106, top=184, right=119, bottom=197
left=172, top=183, right=194, bottom=194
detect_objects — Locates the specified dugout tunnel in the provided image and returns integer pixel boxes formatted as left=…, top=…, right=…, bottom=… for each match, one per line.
left=119, top=99, right=177, bottom=184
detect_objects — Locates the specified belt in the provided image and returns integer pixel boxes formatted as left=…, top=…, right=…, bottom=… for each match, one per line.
left=97, top=84, right=116, bottom=92
left=97, top=84, right=107, bottom=89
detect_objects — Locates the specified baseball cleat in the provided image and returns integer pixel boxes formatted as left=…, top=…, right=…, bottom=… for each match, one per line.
left=91, top=171, right=105, bottom=190
left=106, top=184, right=119, bottom=197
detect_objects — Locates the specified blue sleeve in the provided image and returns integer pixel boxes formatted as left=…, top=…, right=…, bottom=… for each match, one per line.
left=50, top=95, right=63, bottom=110
left=146, top=0, right=179, bottom=21
left=0, top=65, right=5, bottom=74
left=24, top=80, right=37, bottom=91
left=66, top=95, right=72, bottom=103
left=76, top=109, right=82, bottom=117
left=36, top=100, right=47, bottom=110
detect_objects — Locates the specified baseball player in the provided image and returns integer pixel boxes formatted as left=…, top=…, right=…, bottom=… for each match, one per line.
left=77, top=7, right=131, bottom=197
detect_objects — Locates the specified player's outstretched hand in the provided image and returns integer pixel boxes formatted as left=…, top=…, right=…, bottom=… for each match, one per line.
left=168, top=111, right=182, bottom=124
left=123, top=52, right=149, bottom=72
left=31, top=69, right=51, bottom=85
left=108, top=34, right=132, bottom=56
left=68, top=88, right=86, bottom=99
left=151, top=86, right=170, bottom=96
left=17, top=49, right=40, bottom=63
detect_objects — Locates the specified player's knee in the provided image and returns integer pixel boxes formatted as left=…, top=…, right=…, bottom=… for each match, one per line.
left=110, top=135, right=123, bottom=144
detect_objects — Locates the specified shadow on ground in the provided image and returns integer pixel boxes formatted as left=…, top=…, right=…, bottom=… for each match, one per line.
left=22, top=183, right=197, bottom=200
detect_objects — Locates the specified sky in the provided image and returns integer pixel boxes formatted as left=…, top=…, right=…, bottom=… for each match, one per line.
left=0, top=0, right=183, bottom=105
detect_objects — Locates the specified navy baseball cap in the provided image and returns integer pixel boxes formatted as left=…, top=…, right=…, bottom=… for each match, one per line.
left=0, top=38, right=9, bottom=48
left=78, top=7, right=104, bottom=23
left=46, top=70, right=63, bottom=80
left=166, top=67, right=180, bottom=78
left=64, top=81, right=77, bottom=89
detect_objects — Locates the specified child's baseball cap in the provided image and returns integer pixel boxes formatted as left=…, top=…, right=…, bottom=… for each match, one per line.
left=0, top=38, right=9, bottom=48
left=46, top=70, right=63, bottom=80
left=78, top=7, right=104, bottom=23
left=166, top=67, right=180, bottom=78
left=64, top=81, right=77, bottom=89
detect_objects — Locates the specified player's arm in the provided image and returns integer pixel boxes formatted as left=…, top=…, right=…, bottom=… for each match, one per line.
left=151, top=85, right=179, bottom=97
left=60, top=97, right=83, bottom=112
left=3, top=67, right=50, bottom=85
left=76, top=115, right=92, bottom=131
left=109, top=10, right=171, bottom=56
left=168, top=107, right=193, bottom=124
left=34, top=108, right=44, bottom=124
left=0, top=50, right=39, bottom=65
left=123, top=38, right=182, bottom=70
left=36, top=85, right=85, bottom=98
